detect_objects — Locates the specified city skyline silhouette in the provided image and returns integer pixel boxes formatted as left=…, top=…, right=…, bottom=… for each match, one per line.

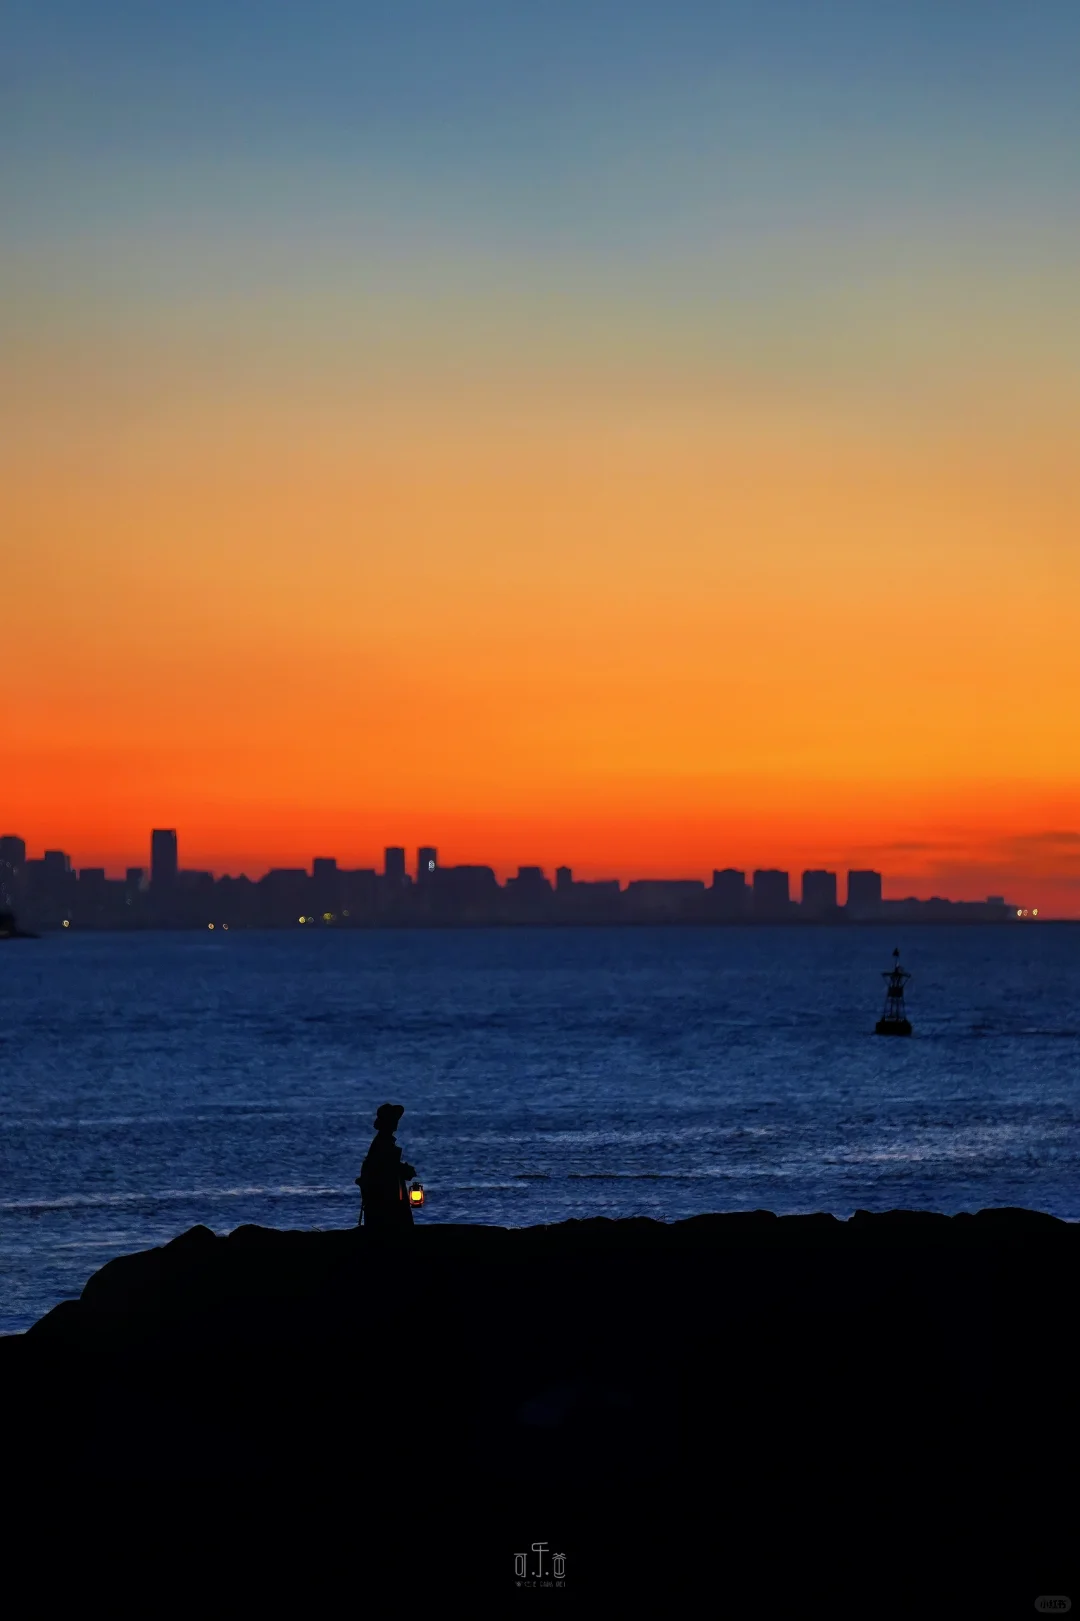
left=1, top=826, right=1038, bottom=929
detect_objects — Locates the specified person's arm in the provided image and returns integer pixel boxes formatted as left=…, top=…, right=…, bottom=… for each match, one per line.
left=391, top=1142, right=416, bottom=1178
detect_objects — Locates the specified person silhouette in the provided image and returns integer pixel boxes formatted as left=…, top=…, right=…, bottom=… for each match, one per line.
left=356, top=1103, right=417, bottom=1228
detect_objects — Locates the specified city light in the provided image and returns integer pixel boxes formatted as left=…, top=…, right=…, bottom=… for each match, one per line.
left=207, top=923, right=214, bottom=929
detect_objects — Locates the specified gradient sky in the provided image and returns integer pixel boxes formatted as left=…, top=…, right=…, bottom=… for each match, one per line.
left=4, top=2, right=1080, bottom=908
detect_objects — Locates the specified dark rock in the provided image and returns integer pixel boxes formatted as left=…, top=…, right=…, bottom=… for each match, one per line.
left=3, top=1208, right=1075, bottom=1604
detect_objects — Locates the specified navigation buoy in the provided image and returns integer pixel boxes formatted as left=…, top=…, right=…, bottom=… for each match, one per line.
left=875, top=948, right=912, bottom=1036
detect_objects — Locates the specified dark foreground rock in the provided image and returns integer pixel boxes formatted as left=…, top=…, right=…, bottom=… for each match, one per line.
left=3, top=1209, right=1076, bottom=1604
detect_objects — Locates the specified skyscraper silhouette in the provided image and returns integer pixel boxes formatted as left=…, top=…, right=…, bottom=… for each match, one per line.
left=0, top=835, right=26, bottom=911
left=847, top=870, right=882, bottom=918
left=26, top=850, right=75, bottom=927
left=711, top=869, right=748, bottom=917
left=151, top=830, right=178, bottom=890
left=311, top=857, right=340, bottom=917
left=802, top=870, right=838, bottom=915
left=752, top=870, right=790, bottom=919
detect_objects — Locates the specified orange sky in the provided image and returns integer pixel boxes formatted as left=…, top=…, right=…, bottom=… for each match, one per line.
left=5, top=372, right=1079, bottom=911
left=4, top=6, right=1080, bottom=914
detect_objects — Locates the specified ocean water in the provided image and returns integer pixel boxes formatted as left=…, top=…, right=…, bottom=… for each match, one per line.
left=1, top=925, right=1077, bottom=1333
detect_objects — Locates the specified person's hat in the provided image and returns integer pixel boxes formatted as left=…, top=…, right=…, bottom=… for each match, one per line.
left=374, top=1102, right=405, bottom=1129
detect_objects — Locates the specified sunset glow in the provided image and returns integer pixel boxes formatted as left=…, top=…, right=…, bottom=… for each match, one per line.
left=5, top=3, right=1079, bottom=910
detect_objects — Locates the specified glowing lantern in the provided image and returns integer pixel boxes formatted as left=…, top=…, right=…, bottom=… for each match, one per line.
left=408, top=1181, right=425, bottom=1210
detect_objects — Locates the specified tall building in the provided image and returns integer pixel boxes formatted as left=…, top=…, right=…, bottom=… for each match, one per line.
left=752, top=870, right=790, bottom=918
left=151, top=829, right=178, bottom=889
left=75, top=868, right=108, bottom=926
left=0, top=834, right=26, bottom=911
left=384, top=847, right=406, bottom=884
left=0, top=834, right=26, bottom=869
left=311, top=857, right=340, bottom=917
left=802, top=870, right=838, bottom=915
left=417, top=847, right=438, bottom=883
left=847, top=870, right=883, bottom=918
left=24, top=850, right=74, bottom=926
left=556, top=866, right=573, bottom=892
left=428, top=865, right=499, bottom=917
left=711, top=869, right=748, bottom=916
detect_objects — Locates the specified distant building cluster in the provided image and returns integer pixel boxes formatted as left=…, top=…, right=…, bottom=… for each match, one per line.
left=0, top=830, right=1032, bottom=930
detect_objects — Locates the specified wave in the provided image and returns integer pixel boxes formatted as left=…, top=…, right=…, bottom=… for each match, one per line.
left=0, top=1186, right=347, bottom=1214
left=567, top=1171, right=706, bottom=1181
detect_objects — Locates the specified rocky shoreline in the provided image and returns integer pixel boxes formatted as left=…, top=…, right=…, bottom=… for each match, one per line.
left=3, top=1208, right=1075, bottom=1601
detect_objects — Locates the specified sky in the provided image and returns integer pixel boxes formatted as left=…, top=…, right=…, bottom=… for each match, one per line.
left=3, top=2, right=1080, bottom=909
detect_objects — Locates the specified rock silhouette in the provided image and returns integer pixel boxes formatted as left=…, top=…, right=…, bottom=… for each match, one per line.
left=2, top=1209, right=1074, bottom=1604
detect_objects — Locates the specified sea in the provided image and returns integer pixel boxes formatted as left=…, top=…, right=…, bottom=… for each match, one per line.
left=1, top=925, right=1077, bottom=1334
